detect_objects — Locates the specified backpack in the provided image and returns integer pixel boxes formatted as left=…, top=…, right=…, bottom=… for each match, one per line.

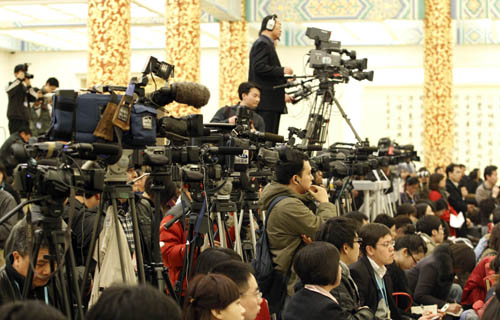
left=251, top=195, right=293, bottom=315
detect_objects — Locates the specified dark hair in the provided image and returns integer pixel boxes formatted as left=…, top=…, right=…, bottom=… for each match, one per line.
left=395, top=234, right=427, bottom=254
left=260, top=14, right=277, bottom=34
left=11, top=219, right=48, bottom=256
left=446, top=163, right=459, bottom=177
left=493, top=207, right=500, bottom=224
left=0, top=300, right=65, bottom=320
left=45, top=77, right=59, bottom=88
left=18, top=127, right=32, bottom=136
left=192, top=247, right=242, bottom=276
left=238, top=82, right=261, bottom=100
left=294, top=241, right=340, bottom=286
left=469, top=168, right=479, bottom=180
left=415, top=202, right=430, bottom=219
left=315, top=217, right=358, bottom=251
left=405, top=176, right=419, bottom=187
left=86, top=285, right=181, bottom=320
left=394, top=215, right=415, bottom=233
left=397, top=203, right=417, bottom=217
left=434, top=166, right=443, bottom=173
left=489, top=224, right=500, bottom=253
left=450, top=243, right=475, bottom=274
left=210, top=261, right=254, bottom=293
left=359, top=223, right=391, bottom=255
left=484, top=165, right=498, bottom=180
left=429, top=173, right=445, bottom=191
left=482, top=282, right=500, bottom=320
left=274, top=150, right=309, bottom=185
left=345, top=211, right=368, bottom=229
left=184, top=274, right=240, bottom=320
left=479, top=198, right=496, bottom=226
left=416, top=215, right=441, bottom=237
left=433, top=198, right=448, bottom=212
left=144, top=175, right=177, bottom=210
left=374, top=214, right=395, bottom=229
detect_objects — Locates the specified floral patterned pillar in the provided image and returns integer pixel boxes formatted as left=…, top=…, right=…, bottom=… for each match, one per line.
left=88, top=0, right=131, bottom=87
left=165, top=0, right=202, bottom=117
left=423, top=0, right=453, bottom=170
left=218, top=1, right=248, bottom=107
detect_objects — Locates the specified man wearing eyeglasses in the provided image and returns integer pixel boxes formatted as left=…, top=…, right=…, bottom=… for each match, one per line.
left=350, top=223, right=401, bottom=320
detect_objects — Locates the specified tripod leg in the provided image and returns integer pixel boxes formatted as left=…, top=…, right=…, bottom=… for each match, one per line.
left=233, top=210, right=242, bottom=256
left=80, top=194, right=106, bottom=299
left=22, top=229, right=42, bottom=299
left=65, top=236, right=85, bottom=320
left=111, top=198, right=128, bottom=282
left=249, top=210, right=257, bottom=255
left=216, top=212, right=226, bottom=248
left=128, top=197, right=146, bottom=283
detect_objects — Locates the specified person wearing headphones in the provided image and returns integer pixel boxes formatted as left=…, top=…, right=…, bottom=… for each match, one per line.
left=248, top=14, right=294, bottom=134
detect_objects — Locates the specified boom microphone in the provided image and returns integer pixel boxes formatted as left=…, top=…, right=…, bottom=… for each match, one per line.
left=145, top=82, right=210, bottom=108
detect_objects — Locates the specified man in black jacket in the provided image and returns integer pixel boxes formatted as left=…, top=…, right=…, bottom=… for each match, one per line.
left=211, top=82, right=265, bottom=132
left=350, top=223, right=401, bottom=320
left=6, top=64, right=37, bottom=135
left=248, top=14, right=294, bottom=134
left=0, top=219, right=53, bottom=306
left=446, top=163, right=471, bottom=236
left=0, top=127, right=31, bottom=176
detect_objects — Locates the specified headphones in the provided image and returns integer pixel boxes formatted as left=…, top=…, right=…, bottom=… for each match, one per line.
left=266, top=15, right=277, bottom=31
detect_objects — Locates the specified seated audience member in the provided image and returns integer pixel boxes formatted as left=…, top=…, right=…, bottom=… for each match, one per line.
left=475, top=165, right=499, bottom=204
left=284, top=241, right=373, bottom=320
left=0, top=220, right=53, bottom=305
left=184, top=273, right=245, bottom=320
left=210, top=81, right=265, bottom=132
left=345, top=211, right=369, bottom=228
left=400, top=177, right=420, bottom=205
left=415, top=201, right=434, bottom=219
left=396, top=203, right=418, bottom=223
left=374, top=214, right=397, bottom=238
left=477, top=223, right=500, bottom=262
left=192, top=247, right=242, bottom=276
left=482, top=282, right=500, bottom=320
left=211, top=261, right=266, bottom=320
left=478, top=198, right=496, bottom=235
left=461, top=252, right=497, bottom=307
left=86, top=285, right=182, bottom=320
left=350, top=223, right=401, bottom=319
left=394, top=216, right=415, bottom=239
left=433, top=198, right=448, bottom=218
left=416, top=215, right=444, bottom=255
left=465, top=168, right=481, bottom=195
left=406, top=243, right=475, bottom=313
left=0, top=300, right=65, bottom=320
left=428, top=173, right=458, bottom=236
left=387, top=233, right=427, bottom=310
left=315, top=217, right=374, bottom=319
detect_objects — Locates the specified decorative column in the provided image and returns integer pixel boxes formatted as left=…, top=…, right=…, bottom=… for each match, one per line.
left=218, top=0, right=248, bottom=107
left=165, top=0, right=202, bottom=117
left=423, top=0, right=453, bottom=170
left=87, top=0, right=131, bottom=87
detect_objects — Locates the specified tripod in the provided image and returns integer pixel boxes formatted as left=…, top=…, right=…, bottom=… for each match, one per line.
left=81, top=151, right=146, bottom=303
left=233, top=190, right=259, bottom=262
left=300, top=77, right=362, bottom=150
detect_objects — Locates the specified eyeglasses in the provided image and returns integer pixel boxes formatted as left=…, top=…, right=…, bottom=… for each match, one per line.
left=409, top=252, right=418, bottom=265
left=377, top=240, right=395, bottom=248
left=241, top=290, right=263, bottom=299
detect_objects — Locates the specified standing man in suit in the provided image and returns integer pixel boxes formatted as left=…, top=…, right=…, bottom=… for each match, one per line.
left=249, top=14, right=294, bottom=134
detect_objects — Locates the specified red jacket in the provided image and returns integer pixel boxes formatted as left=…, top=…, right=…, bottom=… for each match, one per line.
left=429, top=190, right=457, bottom=236
left=461, top=255, right=495, bottom=305
left=160, top=215, right=189, bottom=294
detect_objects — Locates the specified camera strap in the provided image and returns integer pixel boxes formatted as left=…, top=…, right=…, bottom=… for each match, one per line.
left=191, top=198, right=206, bottom=242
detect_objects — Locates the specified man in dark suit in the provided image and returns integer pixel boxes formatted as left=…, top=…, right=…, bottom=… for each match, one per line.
left=248, top=14, right=294, bottom=134
left=446, top=163, right=471, bottom=237
left=350, top=223, right=402, bottom=320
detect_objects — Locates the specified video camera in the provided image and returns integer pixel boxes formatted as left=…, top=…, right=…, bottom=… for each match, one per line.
left=377, top=137, right=420, bottom=165
left=15, top=63, right=34, bottom=79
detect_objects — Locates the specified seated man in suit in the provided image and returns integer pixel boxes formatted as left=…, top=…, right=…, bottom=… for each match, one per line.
left=350, top=223, right=401, bottom=320
left=210, top=81, right=265, bottom=132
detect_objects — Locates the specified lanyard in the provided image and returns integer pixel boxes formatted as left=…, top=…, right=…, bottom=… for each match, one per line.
left=14, top=280, right=49, bottom=304
left=374, top=274, right=389, bottom=309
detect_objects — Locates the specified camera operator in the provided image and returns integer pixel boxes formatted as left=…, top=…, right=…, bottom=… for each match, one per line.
left=0, top=127, right=32, bottom=176
left=29, top=88, right=51, bottom=137
left=259, top=149, right=337, bottom=302
left=249, top=14, right=294, bottom=134
left=210, top=82, right=265, bottom=132
left=6, top=64, right=38, bottom=135
left=0, top=219, right=55, bottom=306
